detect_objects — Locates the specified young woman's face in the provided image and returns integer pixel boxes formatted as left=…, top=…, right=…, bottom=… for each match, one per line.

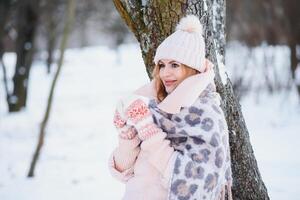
left=158, top=59, right=197, bottom=94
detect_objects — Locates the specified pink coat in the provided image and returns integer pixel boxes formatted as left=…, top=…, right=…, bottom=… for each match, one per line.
left=108, top=59, right=215, bottom=200
left=108, top=139, right=178, bottom=200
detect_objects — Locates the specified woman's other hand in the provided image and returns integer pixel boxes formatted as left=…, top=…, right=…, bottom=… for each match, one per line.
left=123, top=95, right=160, bottom=141
left=113, top=99, right=138, bottom=140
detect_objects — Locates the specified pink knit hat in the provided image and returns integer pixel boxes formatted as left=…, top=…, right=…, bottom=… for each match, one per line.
left=153, top=15, right=206, bottom=72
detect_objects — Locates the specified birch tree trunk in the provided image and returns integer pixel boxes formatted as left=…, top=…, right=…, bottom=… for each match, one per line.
left=112, top=0, right=270, bottom=199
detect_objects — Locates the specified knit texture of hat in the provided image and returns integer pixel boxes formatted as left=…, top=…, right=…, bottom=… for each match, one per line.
left=153, top=15, right=206, bottom=72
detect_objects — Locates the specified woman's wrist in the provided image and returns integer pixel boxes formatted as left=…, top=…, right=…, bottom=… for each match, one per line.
left=118, top=134, right=141, bottom=151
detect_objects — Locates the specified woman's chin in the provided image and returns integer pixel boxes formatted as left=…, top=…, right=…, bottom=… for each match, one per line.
left=165, top=86, right=175, bottom=94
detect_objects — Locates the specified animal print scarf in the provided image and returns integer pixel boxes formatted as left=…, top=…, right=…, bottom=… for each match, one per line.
left=148, top=83, right=233, bottom=200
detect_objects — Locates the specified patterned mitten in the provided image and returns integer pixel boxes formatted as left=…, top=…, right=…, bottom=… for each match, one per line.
left=124, top=95, right=161, bottom=141
left=112, top=98, right=142, bottom=172
left=113, top=99, right=137, bottom=140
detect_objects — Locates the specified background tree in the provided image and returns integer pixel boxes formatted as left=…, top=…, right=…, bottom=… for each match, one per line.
left=227, top=0, right=300, bottom=98
left=9, top=0, right=40, bottom=112
left=0, top=0, right=131, bottom=113
left=98, top=0, right=131, bottom=64
left=28, top=0, right=75, bottom=177
left=39, top=0, right=65, bottom=74
left=112, top=0, right=270, bottom=199
left=0, top=0, right=13, bottom=108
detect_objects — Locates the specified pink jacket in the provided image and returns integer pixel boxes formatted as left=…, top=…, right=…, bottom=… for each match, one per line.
left=108, top=59, right=215, bottom=200
left=109, top=133, right=178, bottom=200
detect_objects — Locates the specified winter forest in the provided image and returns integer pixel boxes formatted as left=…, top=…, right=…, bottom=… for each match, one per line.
left=0, top=0, right=299, bottom=199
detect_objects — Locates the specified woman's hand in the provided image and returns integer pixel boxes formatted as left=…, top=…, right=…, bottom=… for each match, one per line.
left=113, top=99, right=137, bottom=140
left=124, top=96, right=161, bottom=141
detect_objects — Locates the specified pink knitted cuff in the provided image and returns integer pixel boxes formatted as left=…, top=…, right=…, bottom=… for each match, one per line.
left=138, top=123, right=161, bottom=140
left=118, top=126, right=137, bottom=140
left=118, top=134, right=141, bottom=150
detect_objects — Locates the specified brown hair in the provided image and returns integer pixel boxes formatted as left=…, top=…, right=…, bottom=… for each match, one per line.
left=151, top=63, right=199, bottom=102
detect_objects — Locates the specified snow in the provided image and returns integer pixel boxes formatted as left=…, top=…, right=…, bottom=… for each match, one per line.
left=295, top=64, right=300, bottom=85
left=226, top=42, right=292, bottom=92
left=141, top=0, right=147, bottom=7
left=241, top=90, right=300, bottom=199
left=1, top=43, right=300, bottom=200
left=216, top=51, right=228, bottom=85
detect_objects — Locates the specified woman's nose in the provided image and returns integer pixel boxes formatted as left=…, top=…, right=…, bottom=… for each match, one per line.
left=161, top=65, right=172, bottom=77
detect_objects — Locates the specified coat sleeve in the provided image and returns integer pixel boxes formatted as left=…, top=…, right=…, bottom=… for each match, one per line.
left=140, top=131, right=180, bottom=188
left=108, top=150, right=135, bottom=183
left=108, top=135, right=141, bottom=183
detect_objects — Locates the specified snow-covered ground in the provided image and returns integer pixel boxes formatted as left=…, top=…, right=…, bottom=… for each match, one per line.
left=0, top=44, right=299, bottom=200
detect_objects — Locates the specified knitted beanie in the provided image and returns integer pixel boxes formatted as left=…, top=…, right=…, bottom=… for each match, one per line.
left=153, top=15, right=206, bottom=72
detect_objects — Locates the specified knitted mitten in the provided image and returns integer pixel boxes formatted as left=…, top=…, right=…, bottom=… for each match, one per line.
left=113, top=99, right=137, bottom=140
left=124, top=95, right=161, bottom=141
left=112, top=98, right=141, bottom=172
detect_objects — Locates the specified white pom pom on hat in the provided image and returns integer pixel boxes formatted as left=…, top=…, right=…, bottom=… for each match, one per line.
left=176, top=15, right=203, bottom=34
left=154, top=14, right=206, bottom=72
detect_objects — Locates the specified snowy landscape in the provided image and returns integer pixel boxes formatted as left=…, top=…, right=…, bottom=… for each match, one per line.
left=1, top=44, right=300, bottom=200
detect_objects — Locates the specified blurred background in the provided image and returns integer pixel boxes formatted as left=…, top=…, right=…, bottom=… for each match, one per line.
left=0, top=0, right=299, bottom=199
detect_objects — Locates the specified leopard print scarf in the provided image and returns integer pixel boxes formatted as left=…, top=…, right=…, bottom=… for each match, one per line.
left=148, top=83, right=233, bottom=200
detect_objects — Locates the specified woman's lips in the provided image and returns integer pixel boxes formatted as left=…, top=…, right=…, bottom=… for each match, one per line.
left=164, top=80, right=176, bottom=87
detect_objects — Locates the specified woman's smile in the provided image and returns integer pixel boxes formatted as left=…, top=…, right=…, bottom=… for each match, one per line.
left=164, top=80, right=177, bottom=87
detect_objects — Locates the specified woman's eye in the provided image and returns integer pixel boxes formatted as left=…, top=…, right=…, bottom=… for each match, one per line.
left=158, top=64, right=165, bottom=68
left=172, top=63, right=179, bottom=68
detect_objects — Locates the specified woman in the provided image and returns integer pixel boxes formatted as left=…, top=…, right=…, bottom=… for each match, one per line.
left=108, top=15, right=233, bottom=200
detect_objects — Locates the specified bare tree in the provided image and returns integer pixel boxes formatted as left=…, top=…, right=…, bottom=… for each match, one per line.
left=227, top=0, right=300, bottom=98
left=112, top=0, right=269, bottom=199
left=98, top=0, right=130, bottom=63
left=8, top=0, right=40, bottom=112
left=28, top=0, right=75, bottom=177
left=0, top=0, right=12, bottom=108
left=283, top=0, right=300, bottom=96
left=39, top=0, right=65, bottom=74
